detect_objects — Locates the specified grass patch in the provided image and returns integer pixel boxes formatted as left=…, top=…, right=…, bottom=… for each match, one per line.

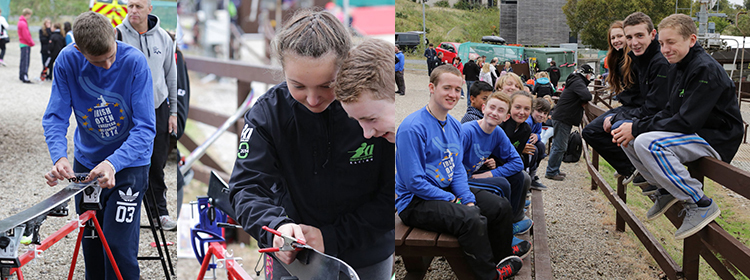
left=396, top=0, right=499, bottom=58
left=590, top=154, right=750, bottom=279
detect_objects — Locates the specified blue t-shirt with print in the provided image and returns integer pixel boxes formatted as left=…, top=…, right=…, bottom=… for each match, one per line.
left=395, top=107, right=475, bottom=214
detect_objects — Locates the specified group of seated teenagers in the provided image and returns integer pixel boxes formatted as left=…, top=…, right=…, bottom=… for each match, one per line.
left=397, top=10, right=744, bottom=279
left=580, top=11, right=743, bottom=241
left=396, top=64, right=557, bottom=279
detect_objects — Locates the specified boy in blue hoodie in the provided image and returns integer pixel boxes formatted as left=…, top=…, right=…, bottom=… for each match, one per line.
left=526, top=98, right=551, bottom=190
left=42, top=12, right=155, bottom=280
left=397, top=65, right=524, bottom=280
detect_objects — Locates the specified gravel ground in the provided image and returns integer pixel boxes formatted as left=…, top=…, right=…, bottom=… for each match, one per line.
left=0, top=42, right=177, bottom=279
left=394, top=64, right=661, bottom=279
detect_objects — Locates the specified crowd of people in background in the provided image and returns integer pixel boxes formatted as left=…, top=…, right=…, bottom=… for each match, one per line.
left=8, top=8, right=75, bottom=83
left=396, top=9, right=744, bottom=279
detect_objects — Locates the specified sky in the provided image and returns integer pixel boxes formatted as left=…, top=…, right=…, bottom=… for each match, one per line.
left=729, top=0, right=743, bottom=6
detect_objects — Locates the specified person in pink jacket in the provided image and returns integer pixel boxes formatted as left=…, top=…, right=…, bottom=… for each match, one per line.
left=17, top=8, right=34, bottom=83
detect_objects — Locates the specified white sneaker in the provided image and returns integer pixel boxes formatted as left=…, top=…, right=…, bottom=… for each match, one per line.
left=159, top=215, right=177, bottom=231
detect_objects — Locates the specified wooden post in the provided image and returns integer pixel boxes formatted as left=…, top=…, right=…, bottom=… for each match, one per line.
left=616, top=176, right=626, bottom=232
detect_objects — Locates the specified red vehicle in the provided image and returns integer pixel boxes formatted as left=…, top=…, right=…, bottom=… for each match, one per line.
left=436, top=42, right=460, bottom=64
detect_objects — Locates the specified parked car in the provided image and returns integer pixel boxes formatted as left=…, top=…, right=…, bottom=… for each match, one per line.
left=396, top=32, right=421, bottom=51
left=436, top=42, right=460, bottom=64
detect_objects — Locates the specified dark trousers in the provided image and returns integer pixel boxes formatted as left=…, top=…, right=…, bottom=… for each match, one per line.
left=19, top=46, right=30, bottom=81
left=396, top=71, right=405, bottom=95
left=0, top=40, right=6, bottom=60
left=581, top=108, right=635, bottom=176
left=74, top=160, right=148, bottom=280
left=41, top=52, right=49, bottom=68
left=146, top=100, right=171, bottom=217
left=528, top=140, right=546, bottom=178
left=508, top=171, right=528, bottom=222
left=400, top=188, right=514, bottom=279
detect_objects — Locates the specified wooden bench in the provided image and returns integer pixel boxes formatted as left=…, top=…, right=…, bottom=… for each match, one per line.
left=583, top=101, right=750, bottom=279
left=395, top=190, right=553, bottom=279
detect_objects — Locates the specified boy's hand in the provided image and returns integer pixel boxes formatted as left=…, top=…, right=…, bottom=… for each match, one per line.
left=168, top=115, right=177, bottom=134
left=603, top=116, right=613, bottom=133
left=299, top=225, right=325, bottom=253
left=522, top=143, right=536, bottom=155
left=465, top=202, right=475, bottom=207
left=46, top=158, right=74, bottom=186
left=611, top=122, right=635, bottom=148
left=472, top=172, right=493, bottom=179
left=529, top=134, right=538, bottom=144
left=274, top=223, right=305, bottom=264
left=483, top=158, right=496, bottom=169
left=85, top=161, right=116, bottom=189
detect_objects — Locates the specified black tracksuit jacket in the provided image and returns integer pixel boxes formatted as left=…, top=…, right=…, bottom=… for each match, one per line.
left=611, top=38, right=670, bottom=124
left=552, top=73, right=592, bottom=126
left=229, top=82, right=395, bottom=269
left=633, top=43, right=743, bottom=163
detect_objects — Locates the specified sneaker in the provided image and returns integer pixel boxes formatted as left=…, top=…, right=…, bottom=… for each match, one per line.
left=511, top=238, right=532, bottom=259
left=496, top=255, right=523, bottom=280
left=530, top=180, right=548, bottom=190
left=640, top=184, right=658, bottom=196
left=512, top=218, right=533, bottom=235
left=646, top=193, right=678, bottom=221
left=632, top=174, right=648, bottom=187
left=674, top=200, right=720, bottom=240
left=524, top=200, right=531, bottom=208
left=558, top=172, right=567, bottom=177
left=544, top=174, right=565, bottom=181
left=159, top=215, right=177, bottom=231
left=0, top=59, right=5, bottom=66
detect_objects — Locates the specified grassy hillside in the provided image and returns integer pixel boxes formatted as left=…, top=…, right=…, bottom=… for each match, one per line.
left=9, top=0, right=89, bottom=22
left=396, top=0, right=498, bottom=56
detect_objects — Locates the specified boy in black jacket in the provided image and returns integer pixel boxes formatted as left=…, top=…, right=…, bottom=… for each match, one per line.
left=613, top=14, right=743, bottom=240
left=582, top=12, right=670, bottom=190
left=544, top=65, right=593, bottom=181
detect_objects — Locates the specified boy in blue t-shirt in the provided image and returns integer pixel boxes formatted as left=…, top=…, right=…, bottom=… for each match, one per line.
left=396, top=65, right=524, bottom=279
left=462, top=92, right=534, bottom=237
left=42, top=12, right=155, bottom=280
left=525, top=98, right=551, bottom=190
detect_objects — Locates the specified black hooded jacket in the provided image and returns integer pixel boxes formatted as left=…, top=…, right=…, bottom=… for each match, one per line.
left=552, top=73, right=592, bottom=126
left=633, top=43, right=743, bottom=163
left=611, top=37, right=670, bottom=124
left=228, top=82, right=395, bottom=269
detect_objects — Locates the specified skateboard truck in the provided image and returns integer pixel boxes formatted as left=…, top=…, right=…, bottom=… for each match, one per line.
left=257, top=226, right=313, bottom=253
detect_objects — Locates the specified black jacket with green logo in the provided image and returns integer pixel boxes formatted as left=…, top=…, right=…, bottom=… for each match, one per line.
left=611, top=37, right=670, bottom=125
left=633, top=43, right=743, bottom=163
left=229, top=82, right=394, bottom=270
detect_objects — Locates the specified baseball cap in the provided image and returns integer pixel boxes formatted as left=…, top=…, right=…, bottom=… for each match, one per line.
left=580, top=64, right=594, bottom=74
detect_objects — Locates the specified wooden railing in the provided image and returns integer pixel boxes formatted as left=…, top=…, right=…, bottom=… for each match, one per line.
left=583, top=101, right=750, bottom=279
left=180, top=55, right=281, bottom=185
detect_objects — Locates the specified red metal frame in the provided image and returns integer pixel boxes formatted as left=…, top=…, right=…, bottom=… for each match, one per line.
left=7, top=210, right=123, bottom=280
left=197, top=242, right=252, bottom=280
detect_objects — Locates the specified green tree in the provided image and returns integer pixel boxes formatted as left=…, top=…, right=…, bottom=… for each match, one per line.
left=563, top=0, right=676, bottom=50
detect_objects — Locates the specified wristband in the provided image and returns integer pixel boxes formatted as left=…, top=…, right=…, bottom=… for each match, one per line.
left=103, top=160, right=117, bottom=174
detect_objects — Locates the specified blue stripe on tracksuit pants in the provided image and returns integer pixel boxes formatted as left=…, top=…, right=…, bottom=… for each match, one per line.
left=621, top=132, right=720, bottom=203
left=73, top=160, right=148, bottom=280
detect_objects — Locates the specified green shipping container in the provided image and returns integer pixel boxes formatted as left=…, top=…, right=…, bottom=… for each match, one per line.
left=524, top=48, right=577, bottom=84
left=457, top=42, right=524, bottom=65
